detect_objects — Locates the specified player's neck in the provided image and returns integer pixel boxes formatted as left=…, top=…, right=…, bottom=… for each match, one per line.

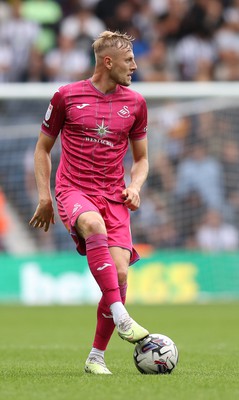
left=90, top=75, right=117, bottom=94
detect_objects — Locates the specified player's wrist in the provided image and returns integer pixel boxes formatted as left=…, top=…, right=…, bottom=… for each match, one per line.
left=39, top=198, right=53, bottom=206
left=129, top=184, right=140, bottom=193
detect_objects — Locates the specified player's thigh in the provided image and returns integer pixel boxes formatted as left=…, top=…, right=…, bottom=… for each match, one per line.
left=56, top=188, right=106, bottom=238
left=109, top=246, right=130, bottom=284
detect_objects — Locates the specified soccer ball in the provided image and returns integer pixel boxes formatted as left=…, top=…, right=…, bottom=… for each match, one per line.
left=133, top=333, right=179, bottom=374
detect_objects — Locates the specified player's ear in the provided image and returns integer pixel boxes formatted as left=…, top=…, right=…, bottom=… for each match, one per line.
left=104, top=56, right=112, bottom=70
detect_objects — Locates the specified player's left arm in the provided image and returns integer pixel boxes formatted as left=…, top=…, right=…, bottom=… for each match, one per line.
left=123, top=138, right=149, bottom=211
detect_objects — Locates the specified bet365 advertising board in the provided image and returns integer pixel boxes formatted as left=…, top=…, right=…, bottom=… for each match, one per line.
left=0, top=251, right=239, bottom=304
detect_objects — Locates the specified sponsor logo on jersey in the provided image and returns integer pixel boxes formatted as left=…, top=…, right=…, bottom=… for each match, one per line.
left=45, top=103, right=53, bottom=121
left=85, top=137, right=114, bottom=147
left=117, top=105, right=130, bottom=118
left=92, top=119, right=112, bottom=137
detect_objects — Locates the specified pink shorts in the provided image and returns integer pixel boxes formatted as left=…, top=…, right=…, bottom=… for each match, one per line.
left=56, top=187, right=140, bottom=265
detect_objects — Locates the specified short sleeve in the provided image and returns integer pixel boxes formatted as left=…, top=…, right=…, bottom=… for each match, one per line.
left=41, top=88, right=66, bottom=138
left=129, top=96, right=147, bottom=140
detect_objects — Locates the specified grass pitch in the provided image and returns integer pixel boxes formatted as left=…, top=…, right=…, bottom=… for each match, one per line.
left=0, top=303, right=238, bottom=400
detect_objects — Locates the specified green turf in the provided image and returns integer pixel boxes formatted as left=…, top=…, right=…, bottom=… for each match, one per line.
left=0, top=303, right=238, bottom=400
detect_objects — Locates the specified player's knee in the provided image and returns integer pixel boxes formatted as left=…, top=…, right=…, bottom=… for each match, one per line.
left=89, top=219, right=105, bottom=232
left=112, top=249, right=130, bottom=285
left=117, top=268, right=128, bottom=285
left=76, top=213, right=106, bottom=237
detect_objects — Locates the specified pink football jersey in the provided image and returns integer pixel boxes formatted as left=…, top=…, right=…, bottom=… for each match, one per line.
left=41, top=79, right=147, bottom=202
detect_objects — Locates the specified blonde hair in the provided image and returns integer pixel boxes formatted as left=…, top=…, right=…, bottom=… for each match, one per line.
left=92, top=30, right=134, bottom=55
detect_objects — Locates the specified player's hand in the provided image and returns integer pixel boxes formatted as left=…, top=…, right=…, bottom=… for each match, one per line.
left=29, top=200, right=55, bottom=232
left=122, top=186, right=140, bottom=211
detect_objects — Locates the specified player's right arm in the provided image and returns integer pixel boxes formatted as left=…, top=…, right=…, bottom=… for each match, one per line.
left=29, top=132, right=56, bottom=232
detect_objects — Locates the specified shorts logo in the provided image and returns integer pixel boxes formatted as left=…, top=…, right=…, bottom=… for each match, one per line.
left=72, top=203, right=82, bottom=215
left=45, top=103, right=53, bottom=121
left=117, top=105, right=130, bottom=118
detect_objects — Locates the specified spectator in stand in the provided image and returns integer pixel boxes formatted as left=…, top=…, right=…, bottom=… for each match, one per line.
left=80, top=0, right=102, bottom=7
left=147, top=151, right=175, bottom=194
left=130, top=189, right=174, bottom=247
left=223, top=0, right=239, bottom=30
left=214, top=9, right=239, bottom=80
left=107, top=0, right=135, bottom=32
left=21, top=0, right=63, bottom=53
left=60, top=3, right=106, bottom=52
left=131, top=188, right=183, bottom=249
left=178, top=0, right=224, bottom=38
left=148, top=217, right=183, bottom=249
left=21, top=47, right=48, bottom=82
left=136, top=38, right=176, bottom=82
left=56, top=0, right=86, bottom=18
left=2, top=0, right=237, bottom=84
left=155, top=102, right=191, bottom=167
left=175, top=0, right=223, bottom=81
left=195, top=208, right=239, bottom=251
left=171, top=189, right=206, bottom=248
left=95, top=0, right=124, bottom=31
left=175, top=29, right=217, bottom=81
left=153, top=0, right=190, bottom=45
left=174, top=138, right=225, bottom=211
left=44, top=33, right=92, bottom=82
left=0, top=0, right=41, bottom=82
left=221, top=139, right=239, bottom=224
left=132, top=0, right=157, bottom=44
left=0, top=41, right=13, bottom=82
left=149, top=0, right=170, bottom=15
left=0, top=1, right=11, bottom=22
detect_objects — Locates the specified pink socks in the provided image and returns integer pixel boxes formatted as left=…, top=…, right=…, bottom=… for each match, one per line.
left=85, top=233, right=128, bottom=351
left=92, top=283, right=128, bottom=351
left=86, top=234, right=121, bottom=306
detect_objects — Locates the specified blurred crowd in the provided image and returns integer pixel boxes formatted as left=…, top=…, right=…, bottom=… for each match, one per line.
left=131, top=131, right=239, bottom=252
left=1, top=0, right=239, bottom=83
left=1, top=0, right=239, bottom=254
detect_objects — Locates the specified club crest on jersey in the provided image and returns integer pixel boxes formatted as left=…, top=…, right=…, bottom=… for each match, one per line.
left=45, top=103, right=53, bottom=121
left=117, top=105, right=130, bottom=118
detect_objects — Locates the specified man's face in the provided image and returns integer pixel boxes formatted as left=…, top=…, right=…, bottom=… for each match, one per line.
left=109, top=46, right=137, bottom=86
